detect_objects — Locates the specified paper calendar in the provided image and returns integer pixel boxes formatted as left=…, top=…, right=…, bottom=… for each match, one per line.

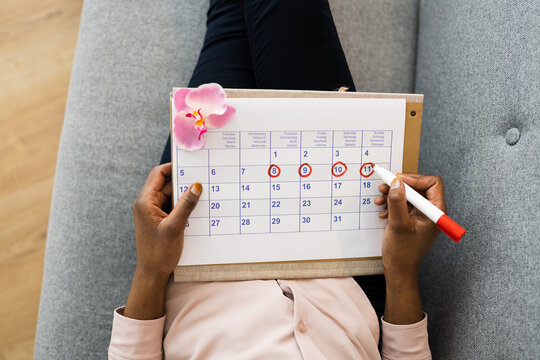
left=171, top=89, right=423, bottom=281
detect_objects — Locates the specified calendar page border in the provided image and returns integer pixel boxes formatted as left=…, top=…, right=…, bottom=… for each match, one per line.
left=171, top=89, right=423, bottom=282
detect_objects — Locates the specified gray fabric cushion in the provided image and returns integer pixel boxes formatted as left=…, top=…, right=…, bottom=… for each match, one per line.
left=34, top=1, right=209, bottom=358
left=35, top=0, right=419, bottom=358
left=415, top=0, right=540, bottom=359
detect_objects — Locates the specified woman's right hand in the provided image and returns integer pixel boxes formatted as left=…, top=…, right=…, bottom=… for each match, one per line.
left=375, top=174, right=446, bottom=279
left=375, top=173, right=446, bottom=325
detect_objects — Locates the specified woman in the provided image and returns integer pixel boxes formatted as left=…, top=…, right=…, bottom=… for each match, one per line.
left=109, top=1, right=442, bottom=358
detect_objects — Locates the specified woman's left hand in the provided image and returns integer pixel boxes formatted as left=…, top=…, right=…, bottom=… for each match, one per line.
left=132, top=163, right=202, bottom=281
left=124, top=163, right=201, bottom=320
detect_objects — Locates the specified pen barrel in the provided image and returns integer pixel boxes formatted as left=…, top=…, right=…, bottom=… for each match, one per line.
left=375, top=165, right=444, bottom=222
left=403, top=183, right=444, bottom=223
left=375, top=165, right=397, bottom=186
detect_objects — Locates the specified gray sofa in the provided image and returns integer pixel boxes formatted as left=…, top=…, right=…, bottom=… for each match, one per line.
left=35, top=0, right=539, bottom=358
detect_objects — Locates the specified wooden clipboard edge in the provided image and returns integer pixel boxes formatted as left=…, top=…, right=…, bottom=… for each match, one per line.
left=172, top=88, right=423, bottom=102
left=174, top=257, right=383, bottom=282
left=171, top=89, right=423, bottom=282
left=403, top=102, right=423, bottom=174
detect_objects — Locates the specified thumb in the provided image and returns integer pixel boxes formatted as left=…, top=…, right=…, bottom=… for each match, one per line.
left=167, top=182, right=202, bottom=232
left=386, top=177, right=413, bottom=231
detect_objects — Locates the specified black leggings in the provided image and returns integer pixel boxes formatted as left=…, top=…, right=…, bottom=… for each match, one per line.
left=160, top=0, right=385, bottom=319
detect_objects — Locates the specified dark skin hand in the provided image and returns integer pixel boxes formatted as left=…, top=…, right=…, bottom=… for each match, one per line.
left=374, top=174, right=446, bottom=324
left=124, top=165, right=446, bottom=327
left=124, top=163, right=201, bottom=320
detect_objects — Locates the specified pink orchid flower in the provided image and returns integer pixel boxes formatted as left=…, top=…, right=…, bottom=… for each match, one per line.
left=173, top=83, right=236, bottom=151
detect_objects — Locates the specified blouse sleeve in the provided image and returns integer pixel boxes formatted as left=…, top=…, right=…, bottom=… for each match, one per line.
left=380, top=313, right=432, bottom=360
left=108, top=307, right=165, bottom=360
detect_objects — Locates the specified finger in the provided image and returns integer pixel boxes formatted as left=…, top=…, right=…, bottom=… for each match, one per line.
left=378, top=183, right=389, bottom=194
left=140, top=163, right=172, bottom=198
left=386, top=177, right=413, bottom=231
left=378, top=208, right=388, bottom=219
left=165, top=182, right=202, bottom=232
left=163, top=181, right=173, bottom=198
left=137, top=164, right=173, bottom=211
left=400, top=174, right=446, bottom=212
left=160, top=181, right=173, bottom=213
left=374, top=194, right=387, bottom=206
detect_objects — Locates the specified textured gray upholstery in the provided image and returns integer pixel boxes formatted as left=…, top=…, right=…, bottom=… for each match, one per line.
left=415, top=0, right=540, bottom=359
left=34, top=1, right=209, bottom=358
left=35, top=0, right=420, bottom=358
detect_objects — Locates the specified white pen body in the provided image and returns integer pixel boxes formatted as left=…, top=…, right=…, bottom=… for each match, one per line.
left=373, top=165, right=444, bottom=223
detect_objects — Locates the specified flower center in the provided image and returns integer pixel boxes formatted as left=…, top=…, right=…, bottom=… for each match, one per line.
left=193, top=110, right=205, bottom=127
left=186, top=109, right=207, bottom=140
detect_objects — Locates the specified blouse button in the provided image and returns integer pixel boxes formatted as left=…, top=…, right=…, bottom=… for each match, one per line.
left=297, top=320, right=307, bottom=333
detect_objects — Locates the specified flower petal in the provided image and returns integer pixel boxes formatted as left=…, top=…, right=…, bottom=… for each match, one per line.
left=174, top=88, right=192, bottom=112
left=205, top=105, right=236, bottom=129
left=185, top=83, right=227, bottom=116
left=173, top=111, right=205, bottom=151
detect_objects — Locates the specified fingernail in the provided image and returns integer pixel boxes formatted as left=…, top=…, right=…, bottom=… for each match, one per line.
left=190, top=182, right=202, bottom=196
left=378, top=209, right=387, bottom=218
left=390, top=177, right=402, bottom=190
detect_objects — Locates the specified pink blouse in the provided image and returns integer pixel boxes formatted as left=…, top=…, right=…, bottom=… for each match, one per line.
left=109, top=277, right=431, bottom=359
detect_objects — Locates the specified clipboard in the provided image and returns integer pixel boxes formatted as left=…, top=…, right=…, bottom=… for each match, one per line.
left=172, top=89, right=423, bottom=282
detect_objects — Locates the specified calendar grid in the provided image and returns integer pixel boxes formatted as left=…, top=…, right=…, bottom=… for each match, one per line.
left=188, top=194, right=383, bottom=202
left=189, top=209, right=384, bottom=219
left=389, top=130, right=393, bottom=174
left=177, top=129, right=394, bottom=237
left=238, top=132, right=241, bottom=234
left=298, top=131, right=302, bottom=232
left=179, top=177, right=388, bottom=185
left=359, top=130, right=364, bottom=230
left=179, top=162, right=374, bottom=168
left=330, top=130, right=335, bottom=230
left=193, top=145, right=392, bottom=150
left=269, top=132, right=272, bottom=233
left=207, top=149, right=211, bottom=236
left=184, top=226, right=389, bottom=237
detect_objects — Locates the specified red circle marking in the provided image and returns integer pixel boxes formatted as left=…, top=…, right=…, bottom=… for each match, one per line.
left=360, top=162, right=375, bottom=178
left=331, top=161, right=348, bottom=177
left=268, top=164, right=281, bottom=178
left=298, top=163, right=312, bottom=177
